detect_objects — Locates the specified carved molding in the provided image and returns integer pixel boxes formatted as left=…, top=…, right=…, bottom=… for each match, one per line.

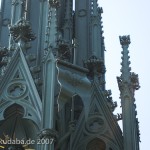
left=38, top=128, right=58, bottom=140
left=78, top=9, right=87, bottom=17
left=6, top=82, right=27, bottom=99
left=84, top=115, right=106, bottom=135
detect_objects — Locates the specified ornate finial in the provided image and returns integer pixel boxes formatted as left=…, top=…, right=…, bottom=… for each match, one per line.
left=84, top=56, right=105, bottom=83
left=119, top=35, right=131, bottom=46
left=9, top=18, right=36, bottom=43
left=57, top=40, right=71, bottom=61
left=49, top=0, right=60, bottom=7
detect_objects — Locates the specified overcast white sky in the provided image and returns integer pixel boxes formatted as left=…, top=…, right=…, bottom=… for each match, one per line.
left=99, top=0, right=150, bottom=149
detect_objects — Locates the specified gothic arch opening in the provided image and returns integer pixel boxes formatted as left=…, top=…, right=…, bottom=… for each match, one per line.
left=0, top=104, right=38, bottom=149
left=65, top=95, right=83, bottom=123
left=4, top=103, right=24, bottom=119
left=86, top=138, right=106, bottom=150
left=73, top=95, right=83, bottom=121
left=64, top=95, right=83, bottom=131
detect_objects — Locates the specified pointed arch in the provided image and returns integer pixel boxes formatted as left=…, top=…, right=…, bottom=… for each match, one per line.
left=0, top=104, right=38, bottom=149
left=73, top=94, right=84, bottom=121
left=4, top=104, right=24, bottom=119
left=86, top=138, right=106, bottom=150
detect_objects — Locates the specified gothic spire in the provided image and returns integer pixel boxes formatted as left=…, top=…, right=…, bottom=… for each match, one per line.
left=117, top=35, right=140, bottom=150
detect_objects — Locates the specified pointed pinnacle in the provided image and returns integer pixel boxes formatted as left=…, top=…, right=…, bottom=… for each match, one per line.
left=119, top=35, right=131, bottom=82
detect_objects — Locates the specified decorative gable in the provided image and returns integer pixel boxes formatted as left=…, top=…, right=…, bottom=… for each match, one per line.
left=0, top=49, right=42, bottom=127
left=71, top=83, right=123, bottom=150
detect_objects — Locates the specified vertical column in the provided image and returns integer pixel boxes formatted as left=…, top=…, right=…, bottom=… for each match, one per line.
left=36, top=0, right=48, bottom=65
left=90, top=0, right=103, bottom=58
left=117, top=35, right=140, bottom=150
left=0, top=0, right=11, bottom=46
left=62, top=0, right=73, bottom=44
left=41, top=1, right=59, bottom=149
left=75, top=0, right=90, bottom=66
